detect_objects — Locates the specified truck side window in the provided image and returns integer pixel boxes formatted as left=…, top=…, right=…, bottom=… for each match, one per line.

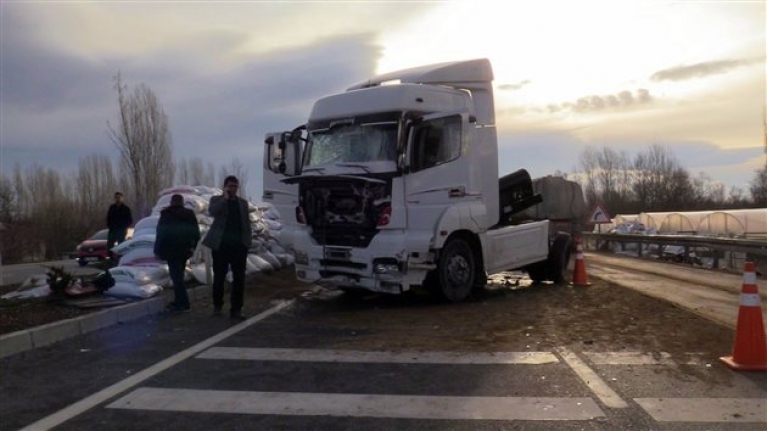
left=412, top=115, right=462, bottom=171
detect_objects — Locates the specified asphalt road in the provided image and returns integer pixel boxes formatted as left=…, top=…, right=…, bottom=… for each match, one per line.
left=2, top=263, right=766, bottom=431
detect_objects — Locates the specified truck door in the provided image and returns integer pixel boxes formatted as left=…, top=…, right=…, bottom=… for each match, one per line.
left=404, top=113, right=474, bottom=233
left=262, top=131, right=301, bottom=248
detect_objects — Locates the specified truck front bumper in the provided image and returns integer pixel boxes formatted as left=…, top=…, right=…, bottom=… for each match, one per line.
left=292, top=230, right=433, bottom=294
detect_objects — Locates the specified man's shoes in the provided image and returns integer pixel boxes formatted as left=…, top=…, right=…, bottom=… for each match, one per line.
left=230, top=311, right=247, bottom=321
left=167, top=304, right=191, bottom=313
left=212, top=307, right=223, bottom=317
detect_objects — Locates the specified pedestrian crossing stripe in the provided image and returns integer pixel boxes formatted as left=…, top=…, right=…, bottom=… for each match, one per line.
left=107, top=388, right=605, bottom=421
left=635, top=398, right=767, bottom=422
left=107, top=389, right=767, bottom=423
left=196, top=347, right=559, bottom=365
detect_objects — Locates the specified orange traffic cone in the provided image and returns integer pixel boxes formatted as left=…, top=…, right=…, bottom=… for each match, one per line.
left=720, top=261, right=767, bottom=371
left=570, top=237, right=591, bottom=287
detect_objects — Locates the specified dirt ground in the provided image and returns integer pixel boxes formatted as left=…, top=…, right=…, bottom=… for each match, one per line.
left=288, top=273, right=734, bottom=358
left=1, top=266, right=735, bottom=362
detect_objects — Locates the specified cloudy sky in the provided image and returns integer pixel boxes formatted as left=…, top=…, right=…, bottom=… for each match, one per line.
left=2, top=0, right=765, bottom=200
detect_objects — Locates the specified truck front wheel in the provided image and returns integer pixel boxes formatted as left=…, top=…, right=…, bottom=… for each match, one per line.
left=437, top=238, right=476, bottom=303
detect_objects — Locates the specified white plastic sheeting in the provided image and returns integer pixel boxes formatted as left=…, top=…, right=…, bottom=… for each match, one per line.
left=697, top=209, right=767, bottom=238
left=613, top=214, right=639, bottom=224
left=637, top=212, right=673, bottom=231
left=658, top=211, right=710, bottom=234
left=608, top=208, right=766, bottom=238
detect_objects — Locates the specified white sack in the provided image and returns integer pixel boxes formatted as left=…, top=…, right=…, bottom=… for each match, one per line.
left=109, top=266, right=167, bottom=285
left=191, top=264, right=211, bottom=284
left=158, top=185, right=200, bottom=197
left=119, top=246, right=161, bottom=267
left=104, top=281, right=162, bottom=298
left=112, top=234, right=156, bottom=255
left=134, top=215, right=160, bottom=231
left=153, top=193, right=209, bottom=215
left=263, top=218, right=282, bottom=231
left=258, top=251, right=282, bottom=270
left=248, top=254, right=274, bottom=273
left=2, top=284, right=51, bottom=299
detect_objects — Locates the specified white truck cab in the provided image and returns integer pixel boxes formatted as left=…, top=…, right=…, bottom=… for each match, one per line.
left=263, top=59, right=574, bottom=302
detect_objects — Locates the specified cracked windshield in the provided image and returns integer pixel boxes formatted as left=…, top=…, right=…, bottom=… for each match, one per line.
left=306, top=121, right=398, bottom=167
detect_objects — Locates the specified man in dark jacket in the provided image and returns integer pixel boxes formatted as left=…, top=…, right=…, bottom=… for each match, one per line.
left=202, top=175, right=252, bottom=320
left=154, top=194, right=201, bottom=313
left=106, top=191, right=133, bottom=261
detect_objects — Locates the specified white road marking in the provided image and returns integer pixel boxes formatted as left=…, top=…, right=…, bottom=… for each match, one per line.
left=197, top=347, right=560, bottom=364
left=17, top=300, right=295, bottom=431
left=107, top=387, right=605, bottom=421
left=635, top=398, right=767, bottom=422
left=557, top=347, right=629, bottom=409
left=584, top=351, right=705, bottom=365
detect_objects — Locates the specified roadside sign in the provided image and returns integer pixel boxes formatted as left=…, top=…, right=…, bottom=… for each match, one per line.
left=589, top=204, right=611, bottom=224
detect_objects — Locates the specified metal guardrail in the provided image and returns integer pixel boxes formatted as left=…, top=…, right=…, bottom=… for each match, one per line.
left=581, top=232, right=767, bottom=258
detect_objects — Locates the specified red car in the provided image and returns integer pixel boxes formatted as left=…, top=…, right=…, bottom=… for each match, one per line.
left=76, top=228, right=134, bottom=266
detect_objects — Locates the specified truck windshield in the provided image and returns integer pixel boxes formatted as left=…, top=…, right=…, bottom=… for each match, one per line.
left=305, top=122, right=398, bottom=167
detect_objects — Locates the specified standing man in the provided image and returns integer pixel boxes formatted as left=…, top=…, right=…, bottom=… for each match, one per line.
left=154, top=194, right=201, bottom=313
left=106, top=191, right=133, bottom=262
left=202, top=176, right=252, bottom=320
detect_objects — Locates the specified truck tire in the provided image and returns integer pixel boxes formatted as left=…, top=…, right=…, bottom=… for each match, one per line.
left=437, top=238, right=476, bottom=303
left=546, top=234, right=572, bottom=283
left=339, top=288, right=367, bottom=302
left=525, top=233, right=571, bottom=283
left=525, top=261, right=548, bottom=284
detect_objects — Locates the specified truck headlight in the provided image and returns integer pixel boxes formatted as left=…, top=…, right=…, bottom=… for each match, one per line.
left=374, top=263, right=400, bottom=275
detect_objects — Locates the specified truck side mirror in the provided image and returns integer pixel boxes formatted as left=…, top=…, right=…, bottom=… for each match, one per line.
left=264, top=131, right=301, bottom=176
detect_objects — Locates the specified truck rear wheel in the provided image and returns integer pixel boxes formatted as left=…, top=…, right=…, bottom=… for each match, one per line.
left=525, top=233, right=571, bottom=283
left=437, top=238, right=476, bottom=303
left=547, top=234, right=572, bottom=283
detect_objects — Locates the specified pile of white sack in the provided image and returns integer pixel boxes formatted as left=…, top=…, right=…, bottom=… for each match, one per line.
left=104, top=184, right=293, bottom=299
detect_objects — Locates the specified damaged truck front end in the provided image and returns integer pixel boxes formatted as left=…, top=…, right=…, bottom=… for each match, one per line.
left=277, top=112, right=421, bottom=295
left=287, top=174, right=411, bottom=294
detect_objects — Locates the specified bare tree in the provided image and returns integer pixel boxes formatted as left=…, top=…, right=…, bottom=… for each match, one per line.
left=577, top=146, right=634, bottom=213
left=0, top=174, right=23, bottom=263
left=108, top=72, right=175, bottom=218
left=13, top=164, right=79, bottom=260
left=176, top=158, right=189, bottom=185
left=75, top=155, right=118, bottom=234
left=690, top=172, right=726, bottom=209
left=578, top=147, right=600, bottom=206
left=728, top=186, right=747, bottom=207
left=632, top=145, right=693, bottom=211
left=750, top=167, right=767, bottom=206
left=219, top=157, right=250, bottom=198
left=176, top=157, right=216, bottom=187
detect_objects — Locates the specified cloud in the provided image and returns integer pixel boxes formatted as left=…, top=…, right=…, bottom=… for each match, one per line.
left=1, top=28, right=384, bottom=197
left=498, top=80, right=530, bottom=91
left=650, top=58, right=762, bottom=82
left=0, top=6, right=113, bottom=113
left=545, top=89, right=653, bottom=114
